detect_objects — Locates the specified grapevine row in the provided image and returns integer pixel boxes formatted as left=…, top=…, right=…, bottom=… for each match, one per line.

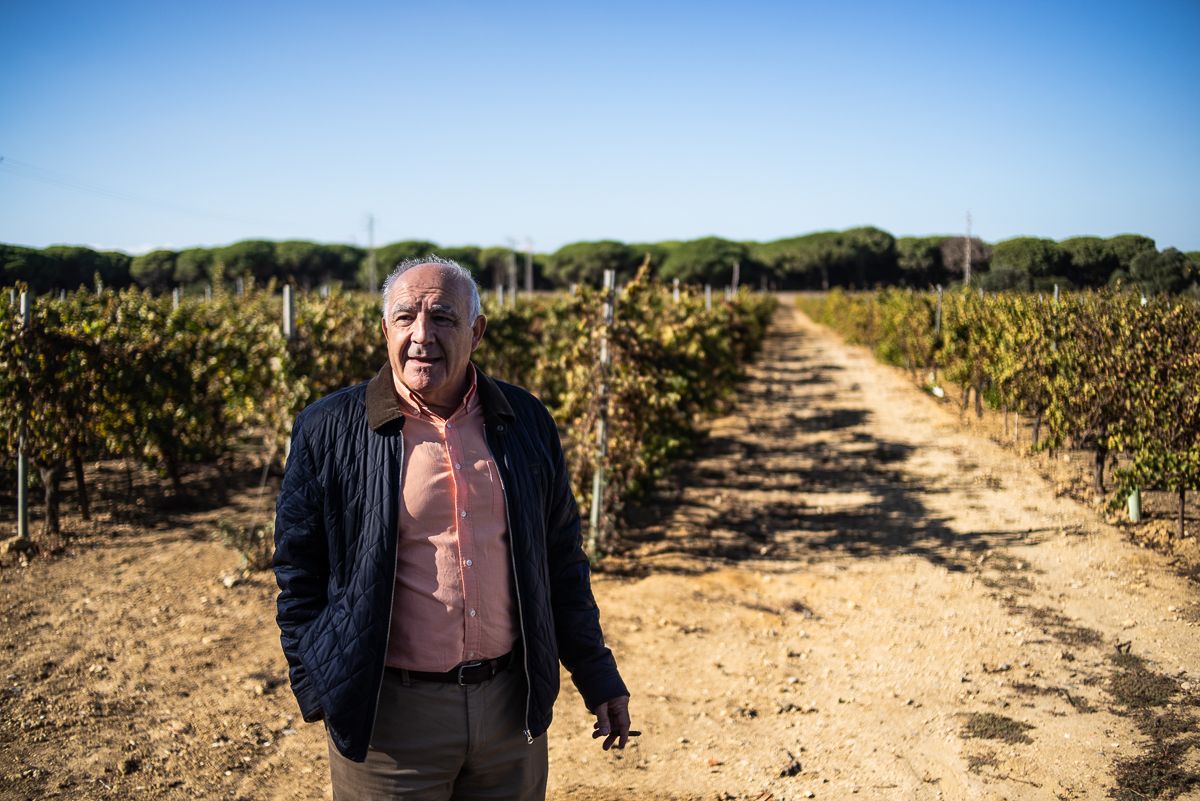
left=1, top=272, right=775, bottom=554
left=796, top=289, right=1200, bottom=535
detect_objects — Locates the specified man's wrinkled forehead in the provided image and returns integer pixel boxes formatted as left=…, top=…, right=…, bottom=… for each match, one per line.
left=385, top=266, right=471, bottom=315
left=388, top=297, right=459, bottom=316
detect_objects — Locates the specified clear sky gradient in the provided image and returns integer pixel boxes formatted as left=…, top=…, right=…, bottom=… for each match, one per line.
left=2, top=0, right=1198, bottom=254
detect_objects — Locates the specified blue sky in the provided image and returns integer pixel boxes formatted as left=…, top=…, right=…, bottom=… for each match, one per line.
left=2, top=0, right=1198, bottom=254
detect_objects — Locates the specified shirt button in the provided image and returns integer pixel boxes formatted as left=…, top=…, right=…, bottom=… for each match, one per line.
left=447, top=423, right=454, bottom=429
left=460, top=510, right=467, bottom=519
left=455, top=463, right=462, bottom=470
left=469, top=609, right=477, bottom=617
left=465, top=559, right=473, bottom=567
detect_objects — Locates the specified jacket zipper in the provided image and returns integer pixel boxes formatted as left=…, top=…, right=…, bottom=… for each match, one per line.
left=497, top=437, right=534, bottom=744
left=369, top=429, right=403, bottom=739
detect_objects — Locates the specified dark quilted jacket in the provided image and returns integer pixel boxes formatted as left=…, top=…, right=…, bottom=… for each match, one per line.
left=273, top=363, right=628, bottom=762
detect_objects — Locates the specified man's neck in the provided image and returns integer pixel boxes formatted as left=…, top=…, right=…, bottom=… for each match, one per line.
left=393, top=366, right=474, bottom=421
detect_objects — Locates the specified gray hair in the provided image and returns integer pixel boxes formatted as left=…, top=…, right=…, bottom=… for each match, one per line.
left=380, top=255, right=482, bottom=320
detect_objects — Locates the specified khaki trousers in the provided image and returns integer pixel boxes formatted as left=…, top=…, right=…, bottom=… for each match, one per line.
left=326, top=663, right=548, bottom=801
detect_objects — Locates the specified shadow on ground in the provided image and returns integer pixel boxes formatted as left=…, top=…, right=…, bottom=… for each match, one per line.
left=610, top=329, right=1034, bottom=577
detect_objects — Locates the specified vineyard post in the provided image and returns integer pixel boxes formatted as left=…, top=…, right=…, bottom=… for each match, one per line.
left=1050, top=284, right=1059, bottom=354
left=731, top=259, right=740, bottom=292
left=16, top=290, right=31, bottom=542
left=236, top=276, right=245, bottom=296
left=672, top=278, right=680, bottom=304
left=587, top=268, right=616, bottom=557
left=204, top=285, right=212, bottom=303
left=172, top=287, right=181, bottom=310
left=1128, top=488, right=1141, bottom=523
left=282, top=284, right=296, bottom=340
left=705, top=285, right=712, bottom=311
left=932, top=285, right=942, bottom=384
left=497, top=284, right=505, bottom=308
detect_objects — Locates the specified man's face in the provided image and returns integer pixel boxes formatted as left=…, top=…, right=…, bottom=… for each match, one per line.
left=381, top=264, right=485, bottom=410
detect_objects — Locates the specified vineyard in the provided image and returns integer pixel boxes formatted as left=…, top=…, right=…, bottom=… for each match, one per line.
left=0, top=270, right=775, bottom=554
left=797, top=289, right=1200, bottom=540
left=1, top=296, right=1199, bottom=800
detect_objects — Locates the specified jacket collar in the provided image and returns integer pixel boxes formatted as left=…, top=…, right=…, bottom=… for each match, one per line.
left=366, top=362, right=515, bottom=432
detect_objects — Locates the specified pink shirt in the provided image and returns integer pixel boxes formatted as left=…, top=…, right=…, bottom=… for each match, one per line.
left=385, top=366, right=518, bottom=672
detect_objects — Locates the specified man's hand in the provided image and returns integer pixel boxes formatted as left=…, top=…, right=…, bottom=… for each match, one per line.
left=591, top=695, right=633, bottom=750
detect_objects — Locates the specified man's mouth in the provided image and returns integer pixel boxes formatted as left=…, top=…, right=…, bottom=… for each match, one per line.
left=407, top=354, right=442, bottom=366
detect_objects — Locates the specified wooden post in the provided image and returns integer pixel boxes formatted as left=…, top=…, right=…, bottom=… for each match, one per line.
left=704, top=284, right=712, bottom=311
left=16, top=290, right=32, bottom=541
left=731, top=259, right=740, bottom=292
left=282, top=285, right=296, bottom=340
left=172, top=287, right=181, bottom=310
left=931, top=284, right=943, bottom=384
left=935, top=285, right=943, bottom=334
left=587, top=269, right=616, bottom=557
left=672, top=278, right=680, bottom=304
left=236, top=276, right=245, bottom=296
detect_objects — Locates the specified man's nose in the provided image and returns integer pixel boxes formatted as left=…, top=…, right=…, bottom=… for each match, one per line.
left=410, top=312, right=431, bottom=342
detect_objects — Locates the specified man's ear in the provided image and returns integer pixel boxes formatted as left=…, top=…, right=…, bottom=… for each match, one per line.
left=380, top=317, right=389, bottom=340
left=470, top=315, right=487, bottom=351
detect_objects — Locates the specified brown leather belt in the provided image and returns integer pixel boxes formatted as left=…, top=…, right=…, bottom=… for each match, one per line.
left=390, top=652, right=513, bottom=686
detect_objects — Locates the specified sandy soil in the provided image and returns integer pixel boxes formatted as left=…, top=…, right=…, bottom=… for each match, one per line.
left=2, top=302, right=1198, bottom=801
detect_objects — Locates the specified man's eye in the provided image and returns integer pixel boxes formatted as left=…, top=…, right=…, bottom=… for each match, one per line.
left=395, top=315, right=414, bottom=324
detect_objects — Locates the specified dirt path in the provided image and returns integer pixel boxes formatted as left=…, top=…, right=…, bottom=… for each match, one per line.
left=3, top=303, right=1198, bottom=801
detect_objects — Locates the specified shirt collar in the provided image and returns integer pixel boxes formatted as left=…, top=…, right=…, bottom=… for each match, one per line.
left=366, top=361, right=514, bottom=432
left=392, top=363, right=478, bottom=422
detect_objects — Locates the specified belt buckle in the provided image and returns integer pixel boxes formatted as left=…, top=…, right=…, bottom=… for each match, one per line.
left=457, top=660, right=485, bottom=686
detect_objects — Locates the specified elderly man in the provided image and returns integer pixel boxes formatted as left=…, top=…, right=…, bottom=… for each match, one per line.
left=273, top=256, right=631, bottom=800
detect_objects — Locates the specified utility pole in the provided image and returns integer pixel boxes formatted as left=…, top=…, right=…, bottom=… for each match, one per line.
left=505, top=238, right=518, bottom=305
left=366, top=213, right=378, bottom=292
left=963, top=211, right=973, bottom=287
left=523, top=238, right=534, bottom=295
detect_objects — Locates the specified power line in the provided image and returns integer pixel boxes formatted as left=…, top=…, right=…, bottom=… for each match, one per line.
left=0, top=154, right=296, bottom=230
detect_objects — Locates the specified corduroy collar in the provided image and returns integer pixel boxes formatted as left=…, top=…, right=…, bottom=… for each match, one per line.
left=365, top=361, right=515, bottom=432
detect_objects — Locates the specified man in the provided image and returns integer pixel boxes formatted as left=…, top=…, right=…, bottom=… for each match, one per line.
left=273, top=256, right=631, bottom=800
